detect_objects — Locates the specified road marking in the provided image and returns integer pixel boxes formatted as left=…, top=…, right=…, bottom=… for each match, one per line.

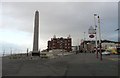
left=107, top=58, right=120, bottom=61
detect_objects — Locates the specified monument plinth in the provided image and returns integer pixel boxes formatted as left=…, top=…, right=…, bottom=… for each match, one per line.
left=32, top=10, right=40, bottom=56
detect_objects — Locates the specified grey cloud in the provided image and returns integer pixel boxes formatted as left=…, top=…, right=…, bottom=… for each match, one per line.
left=1, top=2, right=118, bottom=47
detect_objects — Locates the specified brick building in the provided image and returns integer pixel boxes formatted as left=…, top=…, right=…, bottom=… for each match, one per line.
left=47, top=35, right=72, bottom=52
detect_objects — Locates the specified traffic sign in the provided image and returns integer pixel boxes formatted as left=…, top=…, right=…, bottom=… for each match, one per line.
left=88, top=26, right=96, bottom=34
left=89, top=34, right=94, bottom=38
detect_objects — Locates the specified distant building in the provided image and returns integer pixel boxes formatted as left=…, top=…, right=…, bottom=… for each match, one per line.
left=47, top=35, right=72, bottom=52
left=72, top=46, right=80, bottom=52
left=80, top=40, right=118, bottom=53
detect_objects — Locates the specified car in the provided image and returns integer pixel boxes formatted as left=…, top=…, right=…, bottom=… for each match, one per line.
left=102, top=51, right=111, bottom=55
left=111, top=51, right=118, bottom=55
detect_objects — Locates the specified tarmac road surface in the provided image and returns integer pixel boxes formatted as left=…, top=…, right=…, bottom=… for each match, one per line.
left=2, top=53, right=119, bottom=76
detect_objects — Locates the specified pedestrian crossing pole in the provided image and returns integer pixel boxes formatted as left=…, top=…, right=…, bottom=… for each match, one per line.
left=98, top=16, right=102, bottom=61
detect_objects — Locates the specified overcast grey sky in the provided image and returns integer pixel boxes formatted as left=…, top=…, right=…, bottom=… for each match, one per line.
left=0, top=2, right=118, bottom=54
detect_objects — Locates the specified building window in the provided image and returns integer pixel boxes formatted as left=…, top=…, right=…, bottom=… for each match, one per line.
left=53, top=43, right=55, bottom=45
left=60, top=46, right=62, bottom=48
left=65, top=40, right=67, bottom=43
left=61, top=40, right=63, bottom=42
left=68, top=40, right=70, bottom=42
left=60, top=43, right=62, bottom=45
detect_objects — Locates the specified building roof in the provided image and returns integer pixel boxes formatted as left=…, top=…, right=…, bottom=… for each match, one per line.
left=82, top=40, right=117, bottom=44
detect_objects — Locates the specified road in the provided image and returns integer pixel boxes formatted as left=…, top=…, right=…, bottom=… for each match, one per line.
left=2, top=53, right=119, bottom=76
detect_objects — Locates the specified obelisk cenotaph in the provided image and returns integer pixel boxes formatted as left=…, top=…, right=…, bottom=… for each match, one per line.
left=32, top=10, right=40, bottom=56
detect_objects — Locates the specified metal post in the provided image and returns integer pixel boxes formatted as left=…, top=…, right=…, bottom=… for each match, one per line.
left=3, top=49, right=5, bottom=57
left=77, top=38, right=79, bottom=54
left=115, top=28, right=120, bottom=54
left=84, top=32, right=86, bottom=53
left=10, top=48, right=12, bottom=56
left=61, top=40, right=63, bottom=56
left=98, top=16, right=102, bottom=61
left=27, top=48, right=28, bottom=56
left=94, top=14, right=98, bottom=58
left=39, top=49, right=41, bottom=57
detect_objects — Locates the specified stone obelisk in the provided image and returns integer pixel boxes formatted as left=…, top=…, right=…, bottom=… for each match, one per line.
left=32, top=10, right=40, bottom=56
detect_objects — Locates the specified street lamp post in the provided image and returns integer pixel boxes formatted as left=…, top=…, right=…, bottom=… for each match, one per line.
left=94, top=14, right=98, bottom=59
left=115, top=28, right=119, bottom=54
left=98, top=16, right=102, bottom=61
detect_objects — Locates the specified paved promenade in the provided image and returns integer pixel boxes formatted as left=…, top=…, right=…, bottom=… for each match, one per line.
left=2, top=53, right=119, bottom=76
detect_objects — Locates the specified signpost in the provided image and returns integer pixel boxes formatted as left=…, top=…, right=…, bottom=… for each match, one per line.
left=88, top=14, right=102, bottom=61
left=88, top=26, right=95, bottom=55
left=88, top=26, right=95, bottom=38
left=88, top=26, right=95, bottom=39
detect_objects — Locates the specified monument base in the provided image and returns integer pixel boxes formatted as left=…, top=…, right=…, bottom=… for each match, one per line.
left=32, top=51, right=40, bottom=56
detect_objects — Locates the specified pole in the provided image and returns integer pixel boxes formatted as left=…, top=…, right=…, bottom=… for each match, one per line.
left=10, top=48, right=12, bottom=56
left=39, top=49, right=41, bottom=57
left=77, top=38, right=79, bottom=54
left=27, top=48, right=28, bottom=56
left=115, top=28, right=120, bottom=54
left=98, top=16, right=102, bottom=61
left=84, top=32, right=86, bottom=53
left=94, top=14, right=98, bottom=58
left=3, top=49, right=5, bottom=57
